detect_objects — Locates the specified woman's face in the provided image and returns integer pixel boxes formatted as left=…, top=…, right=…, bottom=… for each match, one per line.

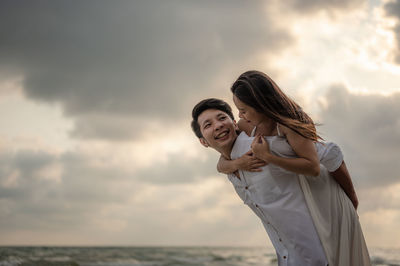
left=233, top=94, right=267, bottom=127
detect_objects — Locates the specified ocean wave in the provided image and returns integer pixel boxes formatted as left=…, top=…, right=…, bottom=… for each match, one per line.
left=0, top=246, right=398, bottom=266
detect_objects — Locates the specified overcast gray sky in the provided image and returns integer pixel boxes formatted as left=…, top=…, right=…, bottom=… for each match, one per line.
left=0, top=0, right=399, bottom=247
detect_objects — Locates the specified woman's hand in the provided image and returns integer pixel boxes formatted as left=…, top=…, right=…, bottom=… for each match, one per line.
left=251, top=135, right=271, bottom=162
left=349, top=191, right=359, bottom=210
left=236, top=150, right=267, bottom=172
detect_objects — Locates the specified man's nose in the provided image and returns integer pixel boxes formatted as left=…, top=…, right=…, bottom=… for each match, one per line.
left=214, top=120, right=224, bottom=130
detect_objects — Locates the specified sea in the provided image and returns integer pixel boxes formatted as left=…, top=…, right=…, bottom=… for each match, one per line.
left=0, top=246, right=399, bottom=266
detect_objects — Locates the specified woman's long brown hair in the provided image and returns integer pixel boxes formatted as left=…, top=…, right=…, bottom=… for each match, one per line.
left=231, top=70, right=322, bottom=141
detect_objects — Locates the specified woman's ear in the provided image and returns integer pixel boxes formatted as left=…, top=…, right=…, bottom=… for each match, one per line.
left=233, top=119, right=239, bottom=131
left=199, top=138, right=209, bottom=148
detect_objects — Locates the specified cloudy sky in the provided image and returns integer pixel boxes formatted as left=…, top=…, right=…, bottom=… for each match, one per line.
left=1, top=0, right=399, bottom=248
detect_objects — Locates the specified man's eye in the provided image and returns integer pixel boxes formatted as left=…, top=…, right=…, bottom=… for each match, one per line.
left=219, top=116, right=226, bottom=120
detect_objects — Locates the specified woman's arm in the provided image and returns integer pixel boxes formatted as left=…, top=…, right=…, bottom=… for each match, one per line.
left=217, top=151, right=267, bottom=174
left=251, top=125, right=320, bottom=176
left=330, top=161, right=359, bottom=209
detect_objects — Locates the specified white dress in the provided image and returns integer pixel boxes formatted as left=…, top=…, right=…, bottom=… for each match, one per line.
left=300, top=145, right=371, bottom=266
left=228, top=129, right=371, bottom=266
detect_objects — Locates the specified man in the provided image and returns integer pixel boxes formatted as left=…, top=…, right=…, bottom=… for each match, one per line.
left=191, top=98, right=328, bottom=266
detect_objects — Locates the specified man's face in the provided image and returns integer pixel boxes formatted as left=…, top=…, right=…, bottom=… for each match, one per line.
left=197, top=109, right=237, bottom=153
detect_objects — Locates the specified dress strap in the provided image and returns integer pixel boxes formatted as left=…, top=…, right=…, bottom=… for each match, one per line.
left=276, top=123, right=282, bottom=137
left=250, top=126, right=257, bottom=137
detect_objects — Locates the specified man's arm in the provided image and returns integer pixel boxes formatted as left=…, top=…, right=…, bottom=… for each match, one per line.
left=217, top=151, right=267, bottom=174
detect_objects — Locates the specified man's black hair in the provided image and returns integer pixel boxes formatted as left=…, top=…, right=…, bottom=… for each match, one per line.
left=191, top=98, right=234, bottom=138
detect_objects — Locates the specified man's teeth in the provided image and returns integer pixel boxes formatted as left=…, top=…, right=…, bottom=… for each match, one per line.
left=215, top=131, right=228, bottom=139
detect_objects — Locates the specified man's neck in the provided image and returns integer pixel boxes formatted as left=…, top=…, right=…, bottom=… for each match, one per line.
left=217, top=136, right=237, bottom=159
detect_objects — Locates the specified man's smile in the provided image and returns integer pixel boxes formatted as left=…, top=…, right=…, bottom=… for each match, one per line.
left=214, top=129, right=230, bottom=140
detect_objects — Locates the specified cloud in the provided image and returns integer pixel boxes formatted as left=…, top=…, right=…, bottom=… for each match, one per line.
left=134, top=152, right=220, bottom=184
left=384, top=0, right=400, bottom=64
left=0, top=137, right=226, bottom=233
left=0, top=143, right=270, bottom=245
left=357, top=183, right=400, bottom=213
left=0, top=147, right=136, bottom=232
left=0, top=0, right=292, bottom=141
left=318, top=85, right=400, bottom=188
left=280, top=0, right=365, bottom=15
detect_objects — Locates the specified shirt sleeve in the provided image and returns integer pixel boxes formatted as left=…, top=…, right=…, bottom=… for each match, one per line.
left=315, top=142, right=344, bottom=172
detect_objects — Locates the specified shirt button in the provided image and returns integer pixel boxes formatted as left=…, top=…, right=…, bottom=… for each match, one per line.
left=245, top=186, right=248, bottom=189
left=279, top=238, right=282, bottom=242
left=283, top=256, right=287, bottom=259
left=255, top=204, right=259, bottom=207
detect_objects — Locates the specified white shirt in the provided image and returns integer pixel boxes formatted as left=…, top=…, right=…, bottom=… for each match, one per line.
left=228, top=131, right=328, bottom=266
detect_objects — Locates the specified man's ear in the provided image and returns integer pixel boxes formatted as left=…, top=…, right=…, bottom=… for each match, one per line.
left=199, top=138, right=209, bottom=148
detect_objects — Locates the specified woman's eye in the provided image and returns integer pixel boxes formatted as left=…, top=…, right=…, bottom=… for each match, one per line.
left=204, top=124, right=210, bottom=129
left=219, top=116, right=226, bottom=120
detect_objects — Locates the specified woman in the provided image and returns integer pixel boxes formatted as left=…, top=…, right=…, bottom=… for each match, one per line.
left=221, top=70, right=370, bottom=266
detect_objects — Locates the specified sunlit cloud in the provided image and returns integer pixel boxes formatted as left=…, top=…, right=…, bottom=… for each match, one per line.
left=361, top=208, right=400, bottom=248
left=384, top=0, right=400, bottom=63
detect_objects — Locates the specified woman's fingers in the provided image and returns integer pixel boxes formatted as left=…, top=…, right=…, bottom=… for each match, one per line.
left=249, top=168, right=263, bottom=172
left=253, top=162, right=267, bottom=167
left=251, top=157, right=266, bottom=164
left=245, top=150, right=253, bottom=156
